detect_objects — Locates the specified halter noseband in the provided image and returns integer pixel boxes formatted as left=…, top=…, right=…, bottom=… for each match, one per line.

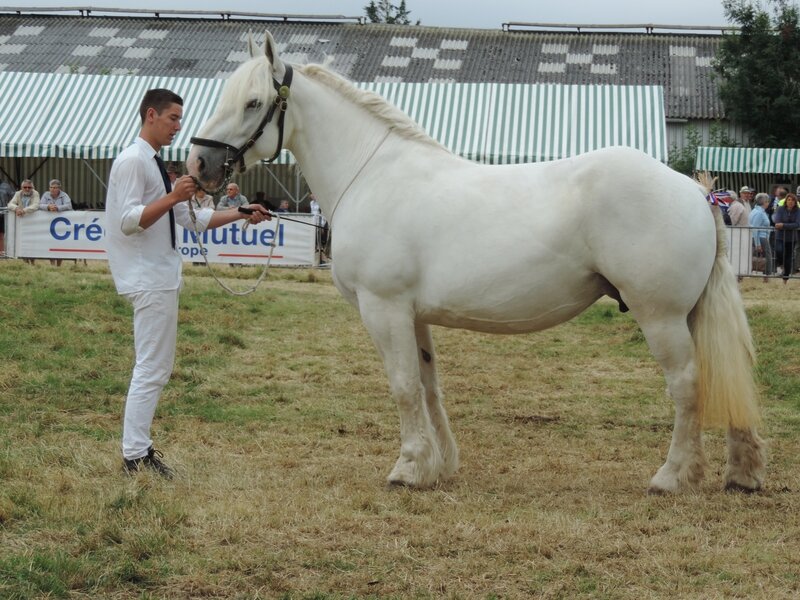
left=190, top=64, right=293, bottom=193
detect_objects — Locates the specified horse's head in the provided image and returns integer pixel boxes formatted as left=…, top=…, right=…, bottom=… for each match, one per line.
left=187, top=31, right=292, bottom=193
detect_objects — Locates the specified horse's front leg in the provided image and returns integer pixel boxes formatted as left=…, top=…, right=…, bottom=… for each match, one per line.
left=358, top=293, right=443, bottom=488
left=415, top=321, right=459, bottom=479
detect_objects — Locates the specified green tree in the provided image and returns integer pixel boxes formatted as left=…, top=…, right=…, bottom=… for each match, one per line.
left=668, top=122, right=740, bottom=175
left=364, top=0, right=416, bottom=24
left=715, top=0, right=800, bottom=146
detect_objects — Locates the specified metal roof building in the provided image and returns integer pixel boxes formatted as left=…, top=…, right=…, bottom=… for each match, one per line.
left=0, top=10, right=724, bottom=120
left=0, top=9, right=732, bottom=206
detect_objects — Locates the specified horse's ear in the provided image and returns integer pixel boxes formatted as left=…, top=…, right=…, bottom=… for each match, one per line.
left=246, top=31, right=259, bottom=59
left=263, top=30, right=286, bottom=81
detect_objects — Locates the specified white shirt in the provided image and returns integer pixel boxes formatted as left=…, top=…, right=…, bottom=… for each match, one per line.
left=106, top=137, right=213, bottom=294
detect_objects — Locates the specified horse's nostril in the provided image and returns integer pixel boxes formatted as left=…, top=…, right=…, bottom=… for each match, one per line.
left=197, top=156, right=205, bottom=173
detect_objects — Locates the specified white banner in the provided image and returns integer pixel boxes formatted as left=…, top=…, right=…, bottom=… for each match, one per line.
left=4, top=210, right=318, bottom=266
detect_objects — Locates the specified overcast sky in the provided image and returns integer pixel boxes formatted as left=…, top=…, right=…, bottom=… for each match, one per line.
left=21, top=0, right=734, bottom=29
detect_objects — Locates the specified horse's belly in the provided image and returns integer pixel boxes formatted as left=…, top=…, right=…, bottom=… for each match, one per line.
left=416, top=278, right=603, bottom=334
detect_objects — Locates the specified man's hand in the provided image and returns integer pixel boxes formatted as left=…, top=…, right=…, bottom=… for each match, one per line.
left=242, top=204, right=272, bottom=224
left=172, top=175, right=196, bottom=202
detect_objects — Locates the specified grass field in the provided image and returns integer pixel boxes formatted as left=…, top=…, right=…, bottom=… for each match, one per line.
left=0, top=260, right=799, bottom=599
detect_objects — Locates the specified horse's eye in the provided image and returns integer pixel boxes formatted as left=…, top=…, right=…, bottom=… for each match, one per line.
left=246, top=99, right=263, bottom=110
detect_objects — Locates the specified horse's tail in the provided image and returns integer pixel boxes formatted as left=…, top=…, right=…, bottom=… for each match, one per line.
left=689, top=173, right=760, bottom=429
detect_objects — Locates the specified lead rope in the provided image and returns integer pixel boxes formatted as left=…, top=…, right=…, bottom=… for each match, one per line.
left=186, top=199, right=280, bottom=296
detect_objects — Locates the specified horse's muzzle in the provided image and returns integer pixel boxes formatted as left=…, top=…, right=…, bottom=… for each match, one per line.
left=185, top=147, right=229, bottom=194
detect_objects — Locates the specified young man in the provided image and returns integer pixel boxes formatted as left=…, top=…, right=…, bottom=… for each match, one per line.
left=105, top=88, right=270, bottom=478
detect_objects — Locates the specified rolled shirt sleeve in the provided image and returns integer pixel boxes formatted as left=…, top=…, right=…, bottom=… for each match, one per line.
left=113, top=157, right=148, bottom=236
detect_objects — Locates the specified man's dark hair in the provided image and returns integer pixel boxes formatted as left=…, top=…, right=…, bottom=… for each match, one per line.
left=139, top=88, right=183, bottom=124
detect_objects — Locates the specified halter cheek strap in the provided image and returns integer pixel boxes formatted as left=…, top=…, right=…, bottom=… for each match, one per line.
left=191, top=64, right=293, bottom=192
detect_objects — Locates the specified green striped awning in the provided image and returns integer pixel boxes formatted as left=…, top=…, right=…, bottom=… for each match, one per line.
left=695, top=146, right=800, bottom=174
left=362, top=82, right=493, bottom=162
left=0, top=70, right=666, bottom=164
left=360, top=82, right=666, bottom=164
left=0, top=71, right=227, bottom=162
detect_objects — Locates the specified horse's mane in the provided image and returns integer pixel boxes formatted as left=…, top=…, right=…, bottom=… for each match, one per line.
left=220, top=57, right=447, bottom=152
left=298, top=63, right=447, bottom=152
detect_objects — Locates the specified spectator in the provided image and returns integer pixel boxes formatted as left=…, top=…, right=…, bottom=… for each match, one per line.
left=166, top=164, right=179, bottom=191
left=7, top=179, right=40, bottom=264
left=216, top=183, right=248, bottom=209
left=255, top=191, right=275, bottom=211
left=191, top=188, right=214, bottom=210
left=749, top=193, right=774, bottom=279
left=309, top=193, right=324, bottom=223
left=190, top=188, right=214, bottom=267
left=726, top=190, right=750, bottom=227
left=8, top=179, right=39, bottom=216
left=773, top=193, right=800, bottom=282
left=39, top=179, right=74, bottom=266
left=0, top=177, right=13, bottom=238
left=726, top=190, right=751, bottom=279
left=309, top=192, right=328, bottom=249
left=739, top=186, right=755, bottom=208
left=39, top=179, right=73, bottom=213
left=768, top=185, right=788, bottom=222
left=275, top=199, right=290, bottom=213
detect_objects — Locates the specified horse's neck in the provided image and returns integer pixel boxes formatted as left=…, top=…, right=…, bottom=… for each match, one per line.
left=286, top=74, right=410, bottom=217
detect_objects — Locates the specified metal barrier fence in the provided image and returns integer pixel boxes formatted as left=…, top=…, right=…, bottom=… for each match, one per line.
left=1, top=209, right=796, bottom=278
left=728, top=226, right=799, bottom=279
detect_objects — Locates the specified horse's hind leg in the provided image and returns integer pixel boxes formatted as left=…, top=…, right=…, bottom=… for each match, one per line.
left=415, top=322, right=459, bottom=479
left=357, top=293, right=443, bottom=488
left=639, top=316, right=707, bottom=494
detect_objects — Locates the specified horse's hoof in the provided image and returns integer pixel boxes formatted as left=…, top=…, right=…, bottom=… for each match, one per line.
left=387, top=478, right=412, bottom=488
left=646, top=485, right=671, bottom=496
left=724, top=481, right=761, bottom=494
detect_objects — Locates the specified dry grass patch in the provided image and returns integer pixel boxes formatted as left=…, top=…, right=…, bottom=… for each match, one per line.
left=0, top=261, right=799, bottom=598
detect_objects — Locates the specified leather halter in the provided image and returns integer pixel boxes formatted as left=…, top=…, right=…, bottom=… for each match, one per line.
left=190, top=64, right=293, bottom=192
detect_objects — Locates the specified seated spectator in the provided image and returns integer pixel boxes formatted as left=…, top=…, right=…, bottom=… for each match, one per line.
left=216, top=183, right=249, bottom=267
left=749, top=193, right=774, bottom=279
left=192, top=188, right=215, bottom=210
left=39, top=179, right=73, bottom=266
left=39, top=179, right=73, bottom=213
left=190, top=189, right=214, bottom=267
left=8, top=179, right=39, bottom=215
left=255, top=191, right=276, bottom=211
left=275, top=199, right=290, bottom=213
left=216, top=183, right=248, bottom=210
left=166, top=164, right=179, bottom=191
left=7, top=179, right=40, bottom=264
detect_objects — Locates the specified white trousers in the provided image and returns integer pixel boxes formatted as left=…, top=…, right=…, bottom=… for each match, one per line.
left=122, top=288, right=179, bottom=460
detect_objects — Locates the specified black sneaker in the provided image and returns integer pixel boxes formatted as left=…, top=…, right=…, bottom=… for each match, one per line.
left=122, top=447, right=175, bottom=480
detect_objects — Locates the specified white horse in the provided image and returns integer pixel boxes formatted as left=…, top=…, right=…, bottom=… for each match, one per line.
left=187, top=33, right=766, bottom=494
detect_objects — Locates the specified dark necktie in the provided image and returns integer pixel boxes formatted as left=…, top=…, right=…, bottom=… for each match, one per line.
left=154, top=154, right=176, bottom=249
